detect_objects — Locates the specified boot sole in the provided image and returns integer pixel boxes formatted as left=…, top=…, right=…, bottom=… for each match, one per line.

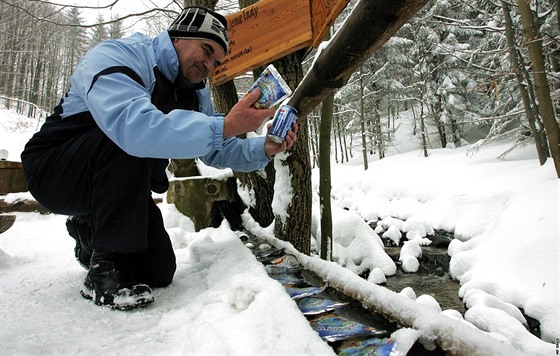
left=80, top=284, right=154, bottom=310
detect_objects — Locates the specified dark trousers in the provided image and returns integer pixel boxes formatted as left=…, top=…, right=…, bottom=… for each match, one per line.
left=22, top=124, right=176, bottom=287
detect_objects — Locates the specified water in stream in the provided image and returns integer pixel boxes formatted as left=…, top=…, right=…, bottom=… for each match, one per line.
left=383, top=245, right=466, bottom=314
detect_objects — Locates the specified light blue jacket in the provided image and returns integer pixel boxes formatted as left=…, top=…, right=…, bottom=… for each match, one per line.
left=62, top=31, right=270, bottom=172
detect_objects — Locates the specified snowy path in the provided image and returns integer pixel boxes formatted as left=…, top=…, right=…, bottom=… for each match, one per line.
left=0, top=210, right=334, bottom=355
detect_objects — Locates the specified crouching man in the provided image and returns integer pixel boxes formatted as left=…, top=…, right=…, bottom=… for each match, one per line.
left=21, top=7, right=297, bottom=310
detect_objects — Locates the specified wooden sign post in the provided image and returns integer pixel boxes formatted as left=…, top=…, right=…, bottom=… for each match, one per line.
left=211, top=0, right=349, bottom=86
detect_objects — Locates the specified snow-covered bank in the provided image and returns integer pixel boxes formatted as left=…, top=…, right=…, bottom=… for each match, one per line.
left=1, top=106, right=557, bottom=354
left=323, top=143, right=558, bottom=347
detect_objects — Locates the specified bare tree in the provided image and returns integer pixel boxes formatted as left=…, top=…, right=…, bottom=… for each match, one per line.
left=517, top=0, right=560, bottom=177
left=319, top=93, right=334, bottom=260
left=501, top=0, right=548, bottom=165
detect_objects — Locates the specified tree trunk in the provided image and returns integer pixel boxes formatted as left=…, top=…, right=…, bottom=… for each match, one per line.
left=343, top=113, right=350, bottom=161
left=556, top=0, right=560, bottom=32
left=359, top=67, right=368, bottom=170
left=337, top=114, right=345, bottom=163
left=211, top=82, right=238, bottom=114
left=517, top=0, right=560, bottom=177
left=272, top=51, right=311, bottom=255
left=319, top=93, right=334, bottom=261
left=420, top=90, right=429, bottom=157
left=433, top=99, right=447, bottom=148
left=501, top=0, right=548, bottom=165
left=309, top=113, right=319, bottom=168
left=450, top=117, right=460, bottom=147
left=230, top=1, right=277, bottom=228
left=374, top=100, right=385, bottom=159
left=333, top=117, right=339, bottom=163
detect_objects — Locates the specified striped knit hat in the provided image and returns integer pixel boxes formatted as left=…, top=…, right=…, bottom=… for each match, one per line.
left=168, top=7, right=229, bottom=55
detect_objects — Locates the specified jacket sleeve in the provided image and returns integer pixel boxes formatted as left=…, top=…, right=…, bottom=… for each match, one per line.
left=77, top=39, right=272, bottom=172
left=76, top=40, right=225, bottom=159
left=201, top=136, right=271, bottom=172
left=196, top=89, right=272, bottom=172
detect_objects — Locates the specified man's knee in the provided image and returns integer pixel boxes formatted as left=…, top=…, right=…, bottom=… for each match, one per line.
left=128, top=247, right=176, bottom=288
left=150, top=255, right=176, bottom=288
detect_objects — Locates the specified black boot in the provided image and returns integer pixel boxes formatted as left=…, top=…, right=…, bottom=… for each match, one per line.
left=80, top=251, right=154, bottom=310
left=66, top=216, right=93, bottom=269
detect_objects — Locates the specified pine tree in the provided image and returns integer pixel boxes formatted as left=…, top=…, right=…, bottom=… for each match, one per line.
left=108, top=15, right=125, bottom=39
left=89, top=15, right=109, bottom=47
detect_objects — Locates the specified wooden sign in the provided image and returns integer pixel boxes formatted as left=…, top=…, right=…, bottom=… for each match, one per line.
left=311, top=0, right=350, bottom=46
left=211, top=0, right=350, bottom=86
left=211, top=0, right=313, bottom=86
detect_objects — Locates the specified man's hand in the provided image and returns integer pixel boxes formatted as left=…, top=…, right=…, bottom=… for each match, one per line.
left=223, top=88, right=275, bottom=138
left=265, top=122, right=298, bottom=158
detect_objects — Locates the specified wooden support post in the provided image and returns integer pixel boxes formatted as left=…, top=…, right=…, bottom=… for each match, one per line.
left=0, top=161, right=28, bottom=194
left=167, top=177, right=237, bottom=231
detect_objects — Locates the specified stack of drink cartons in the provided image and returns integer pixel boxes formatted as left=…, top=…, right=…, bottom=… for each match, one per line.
left=239, top=231, right=395, bottom=356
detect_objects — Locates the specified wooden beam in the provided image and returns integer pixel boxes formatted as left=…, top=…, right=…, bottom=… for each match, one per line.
left=287, top=0, right=430, bottom=119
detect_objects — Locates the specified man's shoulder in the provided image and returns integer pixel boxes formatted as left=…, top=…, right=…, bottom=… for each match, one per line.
left=87, top=32, right=156, bottom=66
left=106, top=32, right=153, bottom=50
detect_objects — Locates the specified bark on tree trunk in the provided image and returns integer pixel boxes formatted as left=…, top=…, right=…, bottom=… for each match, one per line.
left=272, top=51, right=312, bottom=255
left=211, top=82, right=238, bottom=114
left=501, top=0, right=548, bottom=165
left=420, top=90, right=429, bottom=157
left=359, top=67, right=369, bottom=170
left=319, top=92, right=334, bottom=261
left=309, top=114, right=319, bottom=168
left=517, top=0, right=560, bottom=178
left=227, top=2, right=277, bottom=228
left=374, top=100, right=385, bottom=159
left=337, top=115, right=344, bottom=163
left=318, top=26, right=335, bottom=260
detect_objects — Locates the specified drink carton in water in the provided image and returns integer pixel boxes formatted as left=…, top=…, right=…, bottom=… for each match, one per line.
left=285, top=285, right=326, bottom=299
left=297, top=297, right=349, bottom=315
left=308, top=313, right=388, bottom=342
left=336, top=337, right=395, bottom=356
left=245, top=64, right=292, bottom=109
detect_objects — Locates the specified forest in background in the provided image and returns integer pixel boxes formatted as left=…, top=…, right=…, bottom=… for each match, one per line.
left=0, top=0, right=558, bottom=166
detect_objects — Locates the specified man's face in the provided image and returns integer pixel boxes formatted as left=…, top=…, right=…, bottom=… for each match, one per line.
left=174, top=39, right=225, bottom=84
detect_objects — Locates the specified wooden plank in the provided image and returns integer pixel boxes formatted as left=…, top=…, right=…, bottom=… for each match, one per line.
left=211, top=0, right=312, bottom=86
left=311, top=0, right=350, bottom=46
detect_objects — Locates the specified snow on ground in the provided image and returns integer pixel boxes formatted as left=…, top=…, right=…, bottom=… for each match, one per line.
left=1, top=106, right=558, bottom=354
